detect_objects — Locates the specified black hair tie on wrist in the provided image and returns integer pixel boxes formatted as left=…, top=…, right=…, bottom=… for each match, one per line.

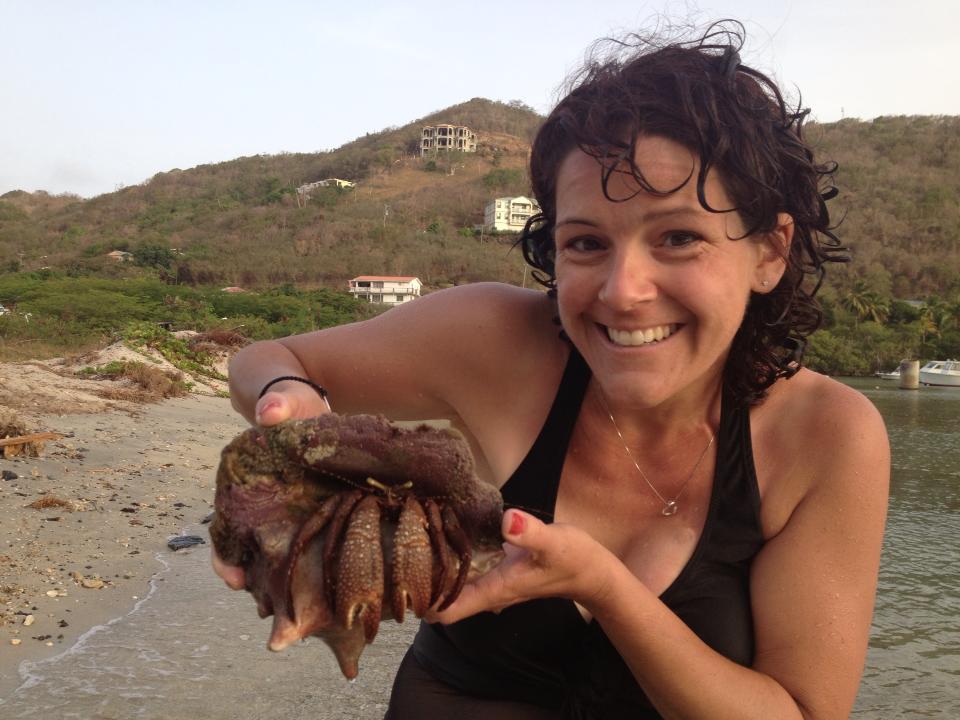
left=258, top=376, right=330, bottom=405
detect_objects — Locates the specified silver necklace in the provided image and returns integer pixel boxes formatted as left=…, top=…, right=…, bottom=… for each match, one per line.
left=599, top=395, right=715, bottom=517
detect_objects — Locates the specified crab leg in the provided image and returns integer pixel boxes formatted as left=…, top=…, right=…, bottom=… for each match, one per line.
left=321, top=490, right=364, bottom=606
left=421, top=498, right=450, bottom=607
left=390, top=497, right=434, bottom=620
left=437, top=505, right=473, bottom=611
left=334, top=495, right=384, bottom=643
left=282, top=495, right=341, bottom=621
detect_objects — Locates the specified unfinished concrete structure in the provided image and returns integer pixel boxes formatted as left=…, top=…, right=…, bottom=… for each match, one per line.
left=421, top=124, right=477, bottom=155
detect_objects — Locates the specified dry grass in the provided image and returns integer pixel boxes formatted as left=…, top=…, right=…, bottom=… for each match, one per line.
left=121, top=362, right=189, bottom=399
left=0, top=409, right=46, bottom=458
left=0, top=337, right=104, bottom=363
left=188, top=330, right=249, bottom=352
left=82, top=360, right=189, bottom=402
left=0, top=409, right=28, bottom=439
left=26, top=495, right=74, bottom=511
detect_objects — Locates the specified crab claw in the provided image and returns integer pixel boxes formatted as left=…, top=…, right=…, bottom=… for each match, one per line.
left=390, top=496, right=434, bottom=619
left=334, top=495, right=384, bottom=643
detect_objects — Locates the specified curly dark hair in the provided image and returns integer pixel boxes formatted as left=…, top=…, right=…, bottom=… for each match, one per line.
left=519, top=21, right=848, bottom=404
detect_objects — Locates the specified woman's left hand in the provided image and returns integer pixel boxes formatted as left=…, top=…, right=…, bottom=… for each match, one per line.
left=427, top=509, right=616, bottom=624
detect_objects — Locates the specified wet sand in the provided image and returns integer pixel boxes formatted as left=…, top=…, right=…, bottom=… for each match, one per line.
left=1, top=393, right=247, bottom=697
left=1, top=389, right=418, bottom=718
left=1, top=518, right=415, bottom=718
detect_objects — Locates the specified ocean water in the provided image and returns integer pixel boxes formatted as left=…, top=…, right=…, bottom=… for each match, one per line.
left=848, top=379, right=960, bottom=717
left=2, top=380, right=957, bottom=718
left=0, top=532, right=416, bottom=720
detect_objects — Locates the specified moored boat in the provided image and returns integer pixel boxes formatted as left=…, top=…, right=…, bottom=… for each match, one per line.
left=876, top=369, right=901, bottom=381
left=919, top=360, right=960, bottom=387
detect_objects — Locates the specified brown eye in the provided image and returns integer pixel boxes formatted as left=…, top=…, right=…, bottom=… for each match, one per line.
left=662, top=231, right=701, bottom=248
left=568, top=236, right=605, bottom=252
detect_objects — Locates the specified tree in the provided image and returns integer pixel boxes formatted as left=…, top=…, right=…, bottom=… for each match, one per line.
left=133, top=243, right=176, bottom=270
left=841, top=281, right=889, bottom=325
left=919, top=296, right=957, bottom=344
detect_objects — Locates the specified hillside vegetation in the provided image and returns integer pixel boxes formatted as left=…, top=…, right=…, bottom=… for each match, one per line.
left=0, top=98, right=540, bottom=289
left=0, top=101, right=958, bottom=371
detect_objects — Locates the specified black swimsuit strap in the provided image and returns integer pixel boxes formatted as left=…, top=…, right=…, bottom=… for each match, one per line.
left=501, top=348, right=591, bottom=522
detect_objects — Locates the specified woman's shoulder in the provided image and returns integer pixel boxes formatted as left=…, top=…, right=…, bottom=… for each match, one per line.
left=764, top=369, right=886, bottom=442
left=422, top=282, right=554, bottom=324
left=416, top=284, right=561, bottom=359
left=752, top=369, right=889, bottom=533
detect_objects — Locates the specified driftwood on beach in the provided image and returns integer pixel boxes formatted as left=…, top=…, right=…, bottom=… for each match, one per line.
left=0, top=432, right=64, bottom=448
left=0, top=431, right=63, bottom=458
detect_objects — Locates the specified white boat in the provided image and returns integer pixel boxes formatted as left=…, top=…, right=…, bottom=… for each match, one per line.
left=919, top=360, right=960, bottom=387
left=876, top=368, right=901, bottom=381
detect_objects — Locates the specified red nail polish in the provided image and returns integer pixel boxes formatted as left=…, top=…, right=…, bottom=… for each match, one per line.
left=509, top=512, right=524, bottom=536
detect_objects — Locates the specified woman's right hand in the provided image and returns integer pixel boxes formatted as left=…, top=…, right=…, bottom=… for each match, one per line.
left=253, top=378, right=332, bottom=427
left=212, top=377, right=332, bottom=590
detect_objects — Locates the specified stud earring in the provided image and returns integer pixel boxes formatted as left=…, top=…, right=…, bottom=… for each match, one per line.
left=760, top=279, right=769, bottom=288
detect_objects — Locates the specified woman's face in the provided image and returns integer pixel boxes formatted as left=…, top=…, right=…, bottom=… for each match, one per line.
left=553, top=136, right=779, bottom=410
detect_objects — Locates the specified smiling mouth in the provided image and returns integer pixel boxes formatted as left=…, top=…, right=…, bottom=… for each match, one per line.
left=605, top=323, right=680, bottom=347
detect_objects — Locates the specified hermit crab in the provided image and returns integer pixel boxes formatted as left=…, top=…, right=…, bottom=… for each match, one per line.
left=210, top=413, right=504, bottom=678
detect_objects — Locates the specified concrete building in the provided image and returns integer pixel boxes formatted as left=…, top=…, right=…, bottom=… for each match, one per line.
left=297, top=178, right=355, bottom=198
left=421, top=125, right=477, bottom=156
left=348, top=276, right=422, bottom=305
left=484, top=196, right=541, bottom=232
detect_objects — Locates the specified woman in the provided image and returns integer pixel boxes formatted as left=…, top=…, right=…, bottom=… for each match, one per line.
left=215, top=24, right=889, bottom=719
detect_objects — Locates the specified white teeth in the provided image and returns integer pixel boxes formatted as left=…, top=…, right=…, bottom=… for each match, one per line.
left=606, top=324, right=677, bottom=346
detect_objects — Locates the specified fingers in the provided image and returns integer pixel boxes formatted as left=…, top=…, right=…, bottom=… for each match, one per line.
left=426, top=563, right=518, bottom=624
left=254, top=384, right=330, bottom=426
left=427, top=510, right=543, bottom=624
left=502, top=508, right=540, bottom=547
left=211, top=549, right=246, bottom=590
left=254, top=392, right=294, bottom=426
left=428, top=511, right=615, bottom=624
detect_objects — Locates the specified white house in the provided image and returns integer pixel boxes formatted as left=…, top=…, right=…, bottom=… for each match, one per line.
left=348, top=276, right=422, bottom=305
left=484, top=196, right=541, bottom=232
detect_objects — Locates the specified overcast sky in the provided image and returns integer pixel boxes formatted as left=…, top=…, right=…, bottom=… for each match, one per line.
left=2, top=0, right=958, bottom=199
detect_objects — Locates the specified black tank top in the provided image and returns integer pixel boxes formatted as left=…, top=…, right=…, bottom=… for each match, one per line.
left=411, top=349, right=764, bottom=719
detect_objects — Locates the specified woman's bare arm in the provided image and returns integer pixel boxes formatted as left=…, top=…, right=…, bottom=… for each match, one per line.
left=228, top=282, right=554, bottom=428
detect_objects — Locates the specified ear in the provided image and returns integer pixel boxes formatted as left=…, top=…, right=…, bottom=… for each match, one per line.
left=752, top=213, right=793, bottom=293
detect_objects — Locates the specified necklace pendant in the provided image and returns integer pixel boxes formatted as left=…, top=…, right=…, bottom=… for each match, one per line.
left=661, top=501, right=678, bottom=516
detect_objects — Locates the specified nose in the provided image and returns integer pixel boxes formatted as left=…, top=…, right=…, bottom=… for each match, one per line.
left=598, top=247, right=658, bottom=310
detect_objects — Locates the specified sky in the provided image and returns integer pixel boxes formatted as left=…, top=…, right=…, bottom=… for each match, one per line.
left=2, top=0, right=958, bottom=199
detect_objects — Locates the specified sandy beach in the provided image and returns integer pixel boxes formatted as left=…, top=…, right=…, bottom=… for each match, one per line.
left=0, top=354, right=422, bottom=718
left=0, top=356, right=247, bottom=697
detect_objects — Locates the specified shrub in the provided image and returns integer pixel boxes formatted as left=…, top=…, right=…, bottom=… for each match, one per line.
left=78, top=360, right=189, bottom=399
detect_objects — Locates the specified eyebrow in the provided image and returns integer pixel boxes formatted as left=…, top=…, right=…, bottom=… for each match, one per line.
left=554, top=206, right=703, bottom=229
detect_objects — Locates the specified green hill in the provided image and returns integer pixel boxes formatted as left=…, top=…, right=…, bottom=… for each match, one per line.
left=0, top=103, right=958, bottom=369
left=812, top=115, right=960, bottom=299
left=1, top=106, right=957, bottom=298
left=0, top=98, right=541, bottom=290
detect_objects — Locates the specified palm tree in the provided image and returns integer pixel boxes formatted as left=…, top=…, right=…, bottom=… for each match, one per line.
left=842, top=280, right=890, bottom=326
left=918, top=297, right=953, bottom=346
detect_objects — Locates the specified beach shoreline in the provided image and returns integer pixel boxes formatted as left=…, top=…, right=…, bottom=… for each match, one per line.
left=0, top=386, right=247, bottom=698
